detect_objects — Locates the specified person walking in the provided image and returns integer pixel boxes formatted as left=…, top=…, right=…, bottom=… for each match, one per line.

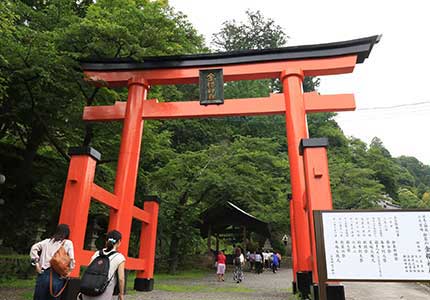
left=81, top=230, right=126, bottom=300
left=249, top=251, right=256, bottom=271
left=233, top=246, right=244, bottom=283
left=276, top=252, right=282, bottom=268
left=254, top=251, right=263, bottom=274
left=216, top=250, right=226, bottom=282
left=30, top=224, right=75, bottom=300
left=271, top=252, right=279, bottom=273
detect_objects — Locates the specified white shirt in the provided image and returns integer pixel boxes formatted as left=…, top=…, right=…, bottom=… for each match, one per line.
left=30, top=238, right=75, bottom=270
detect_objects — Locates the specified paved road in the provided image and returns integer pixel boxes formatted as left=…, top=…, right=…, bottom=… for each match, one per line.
left=344, top=281, right=430, bottom=300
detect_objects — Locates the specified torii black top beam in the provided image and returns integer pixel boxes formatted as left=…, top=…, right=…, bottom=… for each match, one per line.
left=81, top=35, right=381, bottom=71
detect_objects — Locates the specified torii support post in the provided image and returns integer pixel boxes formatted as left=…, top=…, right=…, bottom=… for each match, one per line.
left=108, top=76, right=148, bottom=249
left=58, top=147, right=100, bottom=300
left=300, top=138, right=345, bottom=300
left=281, top=69, right=313, bottom=297
left=58, top=147, right=101, bottom=275
left=135, top=196, right=160, bottom=291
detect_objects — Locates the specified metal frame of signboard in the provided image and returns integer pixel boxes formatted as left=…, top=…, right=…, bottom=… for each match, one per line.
left=314, top=209, right=430, bottom=284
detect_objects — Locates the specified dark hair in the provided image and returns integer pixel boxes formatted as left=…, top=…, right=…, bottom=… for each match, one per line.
left=51, top=224, right=70, bottom=242
left=106, top=230, right=122, bottom=251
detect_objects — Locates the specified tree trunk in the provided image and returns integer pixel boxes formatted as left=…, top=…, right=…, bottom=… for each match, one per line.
left=168, top=230, right=180, bottom=274
left=168, top=191, right=188, bottom=274
left=8, top=121, right=44, bottom=249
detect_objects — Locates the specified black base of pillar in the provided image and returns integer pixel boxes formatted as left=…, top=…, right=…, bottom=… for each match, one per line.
left=60, top=278, right=80, bottom=300
left=297, top=271, right=312, bottom=299
left=312, top=284, right=318, bottom=300
left=292, top=281, right=297, bottom=294
left=134, top=278, right=154, bottom=292
left=311, top=283, right=345, bottom=300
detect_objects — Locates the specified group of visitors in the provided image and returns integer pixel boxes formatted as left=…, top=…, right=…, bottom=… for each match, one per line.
left=30, top=224, right=126, bottom=300
left=248, top=250, right=281, bottom=274
left=214, top=246, right=283, bottom=283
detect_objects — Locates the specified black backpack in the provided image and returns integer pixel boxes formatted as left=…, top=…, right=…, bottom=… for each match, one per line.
left=80, top=250, right=117, bottom=296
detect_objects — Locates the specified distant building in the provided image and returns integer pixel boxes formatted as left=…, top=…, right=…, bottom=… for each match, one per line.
left=263, top=238, right=273, bottom=251
left=376, top=196, right=400, bottom=209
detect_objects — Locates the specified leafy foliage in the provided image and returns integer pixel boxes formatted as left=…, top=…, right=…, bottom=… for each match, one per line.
left=0, top=4, right=429, bottom=277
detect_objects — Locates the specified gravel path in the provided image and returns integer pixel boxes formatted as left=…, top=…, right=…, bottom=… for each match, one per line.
left=127, top=268, right=430, bottom=300
left=127, top=267, right=294, bottom=300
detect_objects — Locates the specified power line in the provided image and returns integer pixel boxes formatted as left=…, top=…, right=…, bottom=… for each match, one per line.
left=356, top=101, right=430, bottom=111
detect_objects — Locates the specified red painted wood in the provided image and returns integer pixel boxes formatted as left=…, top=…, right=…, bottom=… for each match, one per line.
left=126, top=257, right=146, bottom=270
left=304, top=92, right=355, bottom=113
left=58, top=155, right=97, bottom=277
left=137, top=200, right=160, bottom=279
left=91, top=183, right=119, bottom=209
left=281, top=68, right=313, bottom=273
left=303, top=146, right=333, bottom=284
left=108, top=77, right=148, bottom=256
left=132, top=206, right=151, bottom=224
left=83, top=93, right=355, bottom=122
left=84, top=55, right=357, bottom=87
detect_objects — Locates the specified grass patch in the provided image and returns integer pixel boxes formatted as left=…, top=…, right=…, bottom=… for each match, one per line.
left=0, top=278, right=34, bottom=288
left=23, top=291, right=33, bottom=300
left=125, top=269, right=208, bottom=293
left=154, top=269, right=208, bottom=280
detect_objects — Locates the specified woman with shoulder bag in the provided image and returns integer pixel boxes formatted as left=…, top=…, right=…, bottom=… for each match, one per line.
left=30, top=224, right=75, bottom=300
left=81, top=230, right=126, bottom=300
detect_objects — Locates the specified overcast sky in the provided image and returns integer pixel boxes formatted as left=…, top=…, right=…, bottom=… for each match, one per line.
left=169, top=0, right=430, bottom=165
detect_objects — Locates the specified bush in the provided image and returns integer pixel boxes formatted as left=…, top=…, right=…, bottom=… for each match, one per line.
left=0, top=255, right=34, bottom=279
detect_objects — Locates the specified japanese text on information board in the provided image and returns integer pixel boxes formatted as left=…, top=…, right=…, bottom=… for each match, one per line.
left=321, top=211, right=430, bottom=280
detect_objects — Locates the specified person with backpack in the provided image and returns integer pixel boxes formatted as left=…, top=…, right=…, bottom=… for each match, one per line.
left=80, top=230, right=125, bottom=300
left=30, top=224, right=75, bottom=300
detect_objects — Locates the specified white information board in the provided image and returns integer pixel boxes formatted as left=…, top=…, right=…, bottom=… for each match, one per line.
left=321, top=211, right=430, bottom=280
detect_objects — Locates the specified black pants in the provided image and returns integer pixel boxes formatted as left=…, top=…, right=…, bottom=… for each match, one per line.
left=255, top=262, right=263, bottom=274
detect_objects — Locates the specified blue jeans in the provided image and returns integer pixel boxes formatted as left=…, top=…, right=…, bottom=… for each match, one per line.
left=33, top=269, right=65, bottom=300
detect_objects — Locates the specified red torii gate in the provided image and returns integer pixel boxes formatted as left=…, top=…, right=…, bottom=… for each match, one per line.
left=58, top=35, right=380, bottom=299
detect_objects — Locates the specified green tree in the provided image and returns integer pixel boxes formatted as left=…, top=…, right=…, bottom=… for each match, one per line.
left=366, top=137, right=400, bottom=198
left=212, top=10, right=287, bottom=51
left=398, top=187, right=421, bottom=208
left=422, top=192, right=430, bottom=208
left=0, top=0, right=204, bottom=252
left=329, top=156, right=383, bottom=209
left=149, top=136, right=289, bottom=273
